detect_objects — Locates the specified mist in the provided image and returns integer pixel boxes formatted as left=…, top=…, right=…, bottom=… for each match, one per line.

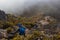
left=0, top=0, right=60, bottom=20
left=0, top=0, right=41, bottom=14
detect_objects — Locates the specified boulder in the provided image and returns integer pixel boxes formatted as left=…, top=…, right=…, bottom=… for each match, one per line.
left=0, top=29, right=7, bottom=39
left=0, top=10, right=7, bottom=21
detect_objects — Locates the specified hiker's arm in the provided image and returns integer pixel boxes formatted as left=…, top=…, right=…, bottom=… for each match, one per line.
left=10, top=29, right=19, bottom=34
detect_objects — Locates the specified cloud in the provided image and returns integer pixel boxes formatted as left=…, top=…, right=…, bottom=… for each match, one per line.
left=0, top=0, right=60, bottom=15
left=0, top=0, right=50, bottom=13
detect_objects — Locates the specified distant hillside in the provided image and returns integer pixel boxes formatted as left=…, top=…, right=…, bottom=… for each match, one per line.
left=20, top=3, right=60, bottom=21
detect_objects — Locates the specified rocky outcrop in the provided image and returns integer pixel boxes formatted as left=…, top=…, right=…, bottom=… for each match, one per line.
left=0, top=10, right=7, bottom=21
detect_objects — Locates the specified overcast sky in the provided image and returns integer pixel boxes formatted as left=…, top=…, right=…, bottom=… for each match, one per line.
left=0, top=0, right=40, bottom=13
left=0, top=0, right=59, bottom=14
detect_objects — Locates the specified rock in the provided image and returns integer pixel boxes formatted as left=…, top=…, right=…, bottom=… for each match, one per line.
left=0, top=29, right=8, bottom=39
left=0, top=10, right=7, bottom=21
left=39, top=20, right=49, bottom=26
left=25, top=28, right=30, bottom=36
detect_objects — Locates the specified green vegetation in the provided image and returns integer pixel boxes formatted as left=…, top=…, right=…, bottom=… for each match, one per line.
left=0, top=14, right=60, bottom=40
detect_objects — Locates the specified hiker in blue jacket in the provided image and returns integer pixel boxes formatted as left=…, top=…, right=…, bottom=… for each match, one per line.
left=8, top=23, right=26, bottom=38
left=7, top=23, right=26, bottom=40
left=17, top=23, right=26, bottom=36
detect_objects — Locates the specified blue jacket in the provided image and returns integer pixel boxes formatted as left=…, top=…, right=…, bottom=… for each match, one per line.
left=18, top=27, right=26, bottom=35
left=17, top=23, right=26, bottom=35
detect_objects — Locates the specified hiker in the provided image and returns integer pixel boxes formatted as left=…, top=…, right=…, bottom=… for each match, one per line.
left=17, top=23, right=26, bottom=36
left=7, top=23, right=26, bottom=40
left=10, top=23, right=26, bottom=36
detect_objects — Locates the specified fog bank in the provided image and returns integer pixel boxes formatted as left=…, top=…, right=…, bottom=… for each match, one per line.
left=0, top=0, right=60, bottom=20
